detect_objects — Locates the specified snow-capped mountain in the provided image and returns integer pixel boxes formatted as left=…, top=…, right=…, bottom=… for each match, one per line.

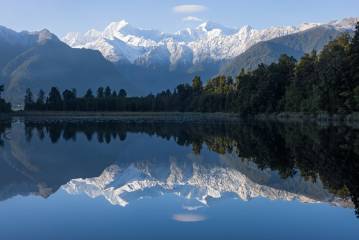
left=63, top=154, right=351, bottom=209
left=62, top=17, right=358, bottom=69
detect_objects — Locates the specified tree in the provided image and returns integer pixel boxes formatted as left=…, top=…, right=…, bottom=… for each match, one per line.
left=349, top=22, right=359, bottom=111
left=285, top=51, right=318, bottom=112
left=62, top=89, right=76, bottom=110
left=104, top=86, right=112, bottom=98
left=192, top=76, right=203, bottom=94
left=84, top=89, right=94, bottom=99
left=119, top=89, right=127, bottom=98
left=317, top=34, right=351, bottom=113
left=24, top=88, right=34, bottom=111
left=0, top=85, right=4, bottom=98
left=47, top=87, right=63, bottom=111
left=35, top=89, right=46, bottom=110
left=97, top=87, right=104, bottom=98
left=71, top=88, right=77, bottom=98
left=84, top=89, right=94, bottom=111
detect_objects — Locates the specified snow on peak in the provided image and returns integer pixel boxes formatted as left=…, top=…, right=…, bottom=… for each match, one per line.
left=328, top=17, right=359, bottom=30
left=103, top=20, right=130, bottom=38
left=108, top=20, right=129, bottom=30
left=197, top=21, right=236, bottom=33
left=61, top=17, right=358, bottom=67
left=298, top=22, right=321, bottom=31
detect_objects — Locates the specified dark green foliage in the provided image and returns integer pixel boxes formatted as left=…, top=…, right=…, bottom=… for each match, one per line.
left=62, top=89, right=77, bottom=111
left=285, top=51, right=319, bottom=112
left=284, top=31, right=358, bottom=114
left=350, top=22, right=359, bottom=111
left=47, top=87, right=63, bottom=111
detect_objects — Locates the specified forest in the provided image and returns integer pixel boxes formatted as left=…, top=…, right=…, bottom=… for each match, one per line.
left=18, top=22, right=359, bottom=115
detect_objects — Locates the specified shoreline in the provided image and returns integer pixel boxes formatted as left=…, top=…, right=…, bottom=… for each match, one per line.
left=2, top=112, right=242, bottom=123
left=1, top=111, right=359, bottom=126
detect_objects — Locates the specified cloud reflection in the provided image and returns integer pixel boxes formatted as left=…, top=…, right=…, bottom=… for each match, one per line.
left=172, top=214, right=207, bottom=222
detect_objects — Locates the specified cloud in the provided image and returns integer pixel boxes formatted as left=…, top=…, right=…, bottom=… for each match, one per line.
left=173, top=4, right=207, bottom=14
left=182, top=16, right=203, bottom=22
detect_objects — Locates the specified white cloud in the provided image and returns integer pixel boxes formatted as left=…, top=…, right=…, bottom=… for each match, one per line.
left=173, top=4, right=207, bottom=14
left=182, top=16, right=203, bottom=22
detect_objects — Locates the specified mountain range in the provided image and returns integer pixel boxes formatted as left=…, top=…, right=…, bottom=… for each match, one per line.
left=63, top=17, right=357, bottom=73
left=0, top=17, right=358, bottom=106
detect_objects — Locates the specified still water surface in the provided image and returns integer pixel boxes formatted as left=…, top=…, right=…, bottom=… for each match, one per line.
left=0, top=118, right=358, bottom=239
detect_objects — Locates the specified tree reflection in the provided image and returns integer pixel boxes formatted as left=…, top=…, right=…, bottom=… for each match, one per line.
left=12, top=119, right=359, bottom=217
left=0, top=120, right=11, bottom=147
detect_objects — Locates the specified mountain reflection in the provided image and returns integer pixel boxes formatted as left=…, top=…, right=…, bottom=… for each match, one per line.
left=0, top=119, right=358, bottom=217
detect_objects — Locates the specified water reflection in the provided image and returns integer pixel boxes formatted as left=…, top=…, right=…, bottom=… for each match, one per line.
left=172, top=214, right=207, bottom=222
left=0, top=118, right=358, bottom=218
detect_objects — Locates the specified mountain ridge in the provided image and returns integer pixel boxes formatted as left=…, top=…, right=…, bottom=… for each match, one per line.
left=220, top=25, right=351, bottom=76
left=0, top=26, right=134, bottom=106
left=62, top=17, right=358, bottom=69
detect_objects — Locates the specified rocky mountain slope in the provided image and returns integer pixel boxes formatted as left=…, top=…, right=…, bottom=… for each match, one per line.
left=220, top=25, right=350, bottom=76
left=0, top=26, right=133, bottom=107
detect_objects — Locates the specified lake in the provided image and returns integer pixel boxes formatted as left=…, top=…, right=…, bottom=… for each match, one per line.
left=0, top=117, right=358, bottom=239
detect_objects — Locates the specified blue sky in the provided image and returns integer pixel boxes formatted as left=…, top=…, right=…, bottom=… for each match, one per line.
left=0, top=0, right=358, bottom=36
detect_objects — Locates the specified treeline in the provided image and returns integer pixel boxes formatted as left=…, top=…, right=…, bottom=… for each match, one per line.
left=0, top=85, right=11, bottom=113
left=24, top=86, right=129, bottom=111
left=25, top=23, right=359, bottom=114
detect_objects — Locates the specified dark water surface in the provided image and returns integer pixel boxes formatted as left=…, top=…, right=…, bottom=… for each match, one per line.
left=0, top=118, right=358, bottom=239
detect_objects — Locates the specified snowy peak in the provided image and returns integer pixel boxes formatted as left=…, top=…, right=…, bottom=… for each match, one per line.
left=61, top=17, right=358, bottom=68
left=103, top=20, right=131, bottom=39
left=328, top=17, right=359, bottom=30
left=103, top=20, right=165, bottom=42
left=196, top=21, right=237, bottom=35
left=106, top=20, right=130, bottom=32
left=298, top=22, right=322, bottom=31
